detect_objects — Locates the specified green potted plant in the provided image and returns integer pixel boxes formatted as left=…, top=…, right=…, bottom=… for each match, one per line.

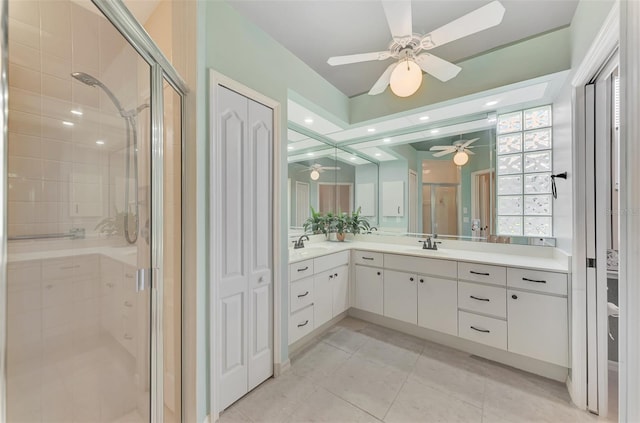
left=334, top=213, right=349, bottom=241
left=347, top=207, right=371, bottom=235
left=303, top=206, right=327, bottom=235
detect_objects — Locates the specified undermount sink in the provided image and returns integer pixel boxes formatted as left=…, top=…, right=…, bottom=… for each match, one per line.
left=290, top=246, right=332, bottom=257
left=403, top=247, right=447, bottom=255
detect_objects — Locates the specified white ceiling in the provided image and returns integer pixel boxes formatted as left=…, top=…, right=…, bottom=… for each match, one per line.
left=228, top=0, right=579, bottom=97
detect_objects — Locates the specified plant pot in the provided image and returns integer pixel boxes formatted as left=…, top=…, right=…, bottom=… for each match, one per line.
left=336, top=232, right=346, bottom=242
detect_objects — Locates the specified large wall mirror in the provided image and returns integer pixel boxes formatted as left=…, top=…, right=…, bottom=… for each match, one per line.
left=287, top=128, right=379, bottom=232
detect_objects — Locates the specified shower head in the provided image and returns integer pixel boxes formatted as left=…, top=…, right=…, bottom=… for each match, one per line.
left=71, top=71, right=126, bottom=116
left=71, top=72, right=101, bottom=87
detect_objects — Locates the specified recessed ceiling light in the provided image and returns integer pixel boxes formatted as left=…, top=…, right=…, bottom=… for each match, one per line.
left=419, top=116, right=429, bottom=121
left=430, top=129, right=439, bottom=134
left=375, top=153, right=381, bottom=157
left=350, top=156, right=357, bottom=161
left=304, top=118, right=313, bottom=124
left=95, top=140, right=105, bottom=145
left=367, top=128, right=376, bottom=133
left=383, top=138, right=391, bottom=143
left=485, top=100, right=499, bottom=106
left=287, top=146, right=294, bottom=150
left=307, top=152, right=314, bottom=156
left=70, top=110, right=83, bottom=116
left=62, top=121, right=74, bottom=126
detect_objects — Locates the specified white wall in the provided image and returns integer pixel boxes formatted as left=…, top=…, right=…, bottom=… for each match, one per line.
left=552, top=82, right=573, bottom=253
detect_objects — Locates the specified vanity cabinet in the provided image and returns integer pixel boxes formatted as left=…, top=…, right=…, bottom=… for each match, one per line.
left=417, top=275, right=458, bottom=336
left=383, top=270, right=417, bottom=324
left=354, top=265, right=383, bottom=314
left=289, top=251, right=349, bottom=344
left=507, top=269, right=569, bottom=367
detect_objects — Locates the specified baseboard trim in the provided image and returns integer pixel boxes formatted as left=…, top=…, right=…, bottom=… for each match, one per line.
left=349, top=308, right=569, bottom=382
left=274, top=359, right=291, bottom=377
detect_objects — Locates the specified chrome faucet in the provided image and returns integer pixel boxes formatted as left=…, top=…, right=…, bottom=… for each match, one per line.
left=292, top=235, right=309, bottom=249
left=419, top=235, right=441, bottom=250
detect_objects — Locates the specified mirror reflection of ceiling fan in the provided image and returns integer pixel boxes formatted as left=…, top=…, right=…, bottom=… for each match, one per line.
left=327, top=1, right=506, bottom=97
left=429, top=138, right=479, bottom=166
left=301, top=163, right=341, bottom=180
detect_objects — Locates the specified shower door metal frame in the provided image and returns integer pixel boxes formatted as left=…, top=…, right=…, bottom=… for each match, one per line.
left=0, top=0, right=189, bottom=422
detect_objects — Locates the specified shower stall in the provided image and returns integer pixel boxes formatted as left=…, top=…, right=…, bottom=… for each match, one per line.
left=0, top=0, right=186, bottom=421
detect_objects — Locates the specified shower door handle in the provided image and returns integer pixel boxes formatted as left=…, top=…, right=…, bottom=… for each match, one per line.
left=136, top=268, right=152, bottom=292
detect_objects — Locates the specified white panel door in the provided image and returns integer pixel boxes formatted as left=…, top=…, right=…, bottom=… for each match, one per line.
left=314, top=269, right=333, bottom=327
left=247, top=99, right=273, bottom=391
left=217, top=86, right=249, bottom=409
left=507, top=290, right=568, bottom=366
left=417, top=276, right=458, bottom=336
left=383, top=270, right=417, bottom=324
left=332, top=264, right=349, bottom=316
left=354, top=265, right=383, bottom=314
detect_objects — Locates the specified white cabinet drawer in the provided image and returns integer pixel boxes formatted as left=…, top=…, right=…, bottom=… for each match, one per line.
left=289, top=305, right=314, bottom=344
left=353, top=251, right=383, bottom=267
left=314, top=251, right=349, bottom=274
left=290, top=259, right=314, bottom=281
left=458, top=262, right=506, bottom=286
left=386, top=254, right=457, bottom=279
left=458, top=281, right=506, bottom=318
left=290, top=277, right=313, bottom=313
left=507, top=268, right=567, bottom=296
left=42, top=255, right=99, bottom=281
left=458, top=311, right=507, bottom=350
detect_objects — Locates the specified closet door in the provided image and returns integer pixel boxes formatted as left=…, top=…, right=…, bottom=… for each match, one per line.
left=218, top=87, right=249, bottom=409
left=247, top=99, right=273, bottom=390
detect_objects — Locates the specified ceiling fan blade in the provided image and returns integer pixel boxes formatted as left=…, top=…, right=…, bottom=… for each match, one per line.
left=429, top=146, right=456, bottom=151
left=321, top=167, right=341, bottom=170
left=381, top=1, right=413, bottom=44
left=462, top=138, right=479, bottom=147
left=328, top=51, right=391, bottom=66
left=369, top=62, right=399, bottom=95
left=421, top=1, right=506, bottom=50
left=415, top=53, right=461, bottom=82
left=432, top=150, right=454, bottom=158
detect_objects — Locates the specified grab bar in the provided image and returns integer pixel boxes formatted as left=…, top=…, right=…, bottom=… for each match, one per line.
left=9, top=228, right=85, bottom=241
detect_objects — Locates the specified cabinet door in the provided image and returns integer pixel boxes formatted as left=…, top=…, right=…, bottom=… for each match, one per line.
left=418, top=276, right=457, bottom=336
left=384, top=270, right=417, bottom=324
left=507, top=290, right=568, bottom=367
left=354, top=265, right=383, bottom=314
left=332, top=264, right=349, bottom=316
left=382, top=181, right=404, bottom=216
left=314, top=270, right=334, bottom=327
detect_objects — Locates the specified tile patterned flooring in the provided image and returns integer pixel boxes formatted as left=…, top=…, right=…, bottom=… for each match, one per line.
left=221, top=317, right=608, bottom=423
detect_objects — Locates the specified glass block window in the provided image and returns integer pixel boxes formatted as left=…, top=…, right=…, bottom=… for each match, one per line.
left=496, top=105, right=553, bottom=237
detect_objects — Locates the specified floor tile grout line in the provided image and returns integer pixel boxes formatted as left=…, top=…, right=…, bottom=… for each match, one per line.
left=316, top=385, right=384, bottom=422
left=381, top=364, right=413, bottom=422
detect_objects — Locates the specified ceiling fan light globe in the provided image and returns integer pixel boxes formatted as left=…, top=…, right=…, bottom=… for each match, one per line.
left=453, top=151, right=469, bottom=166
left=389, top=60, right=422, bottom=97
left=310, top=169, right=320, bottom=180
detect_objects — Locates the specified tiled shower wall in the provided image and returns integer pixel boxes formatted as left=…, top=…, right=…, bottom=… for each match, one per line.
left=8, top=0, right=143, bottom=238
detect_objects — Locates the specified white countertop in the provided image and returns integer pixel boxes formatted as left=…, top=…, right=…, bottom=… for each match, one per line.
left=289, top=237, right=570, bottom=273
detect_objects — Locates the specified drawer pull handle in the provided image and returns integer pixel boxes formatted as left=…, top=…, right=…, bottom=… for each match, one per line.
left=297, top=291, right=309, bottom=298
left=522, top=277, right=546, bottom=284
left=470, top=271, right=490, bottom=276
left=419, top=278, right=424, bottom=283
left=124, top=301, right=133, bottom=307
left=362, top=256, right=374, bottom=261
left=106, top=282, right=115, bottom=288
left=409, top=277, right=414, bottom=282
left=124, top=334, right=133, bottom=340
left=297, top=320, right=309, bottom=328
left=125, top=273, right=135, bottom=279
left=512, top=294, right=518, bottom=299
left=470, top=326, right=490, bottom=333
left=297, top=266, right=309, bottom=272
left=60, top=265, right=80, bottom=270
left=470, top=295, right=490, bottom=302
left=334, top=273, right=338, bottom=277
left=329, top=275, right=333, bottom=279
left=377, top=271, right=381, bottom=276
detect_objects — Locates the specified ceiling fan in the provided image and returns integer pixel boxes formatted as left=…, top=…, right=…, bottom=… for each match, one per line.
left=430, top=138, right=479, bottom=166
left=327, top=1, right=506, bottom=96
left=301, top=163, right=341, bottom=180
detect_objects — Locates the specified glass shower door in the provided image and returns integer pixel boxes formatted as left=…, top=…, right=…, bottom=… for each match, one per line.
left=6, top=1, right=153, bottom=421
